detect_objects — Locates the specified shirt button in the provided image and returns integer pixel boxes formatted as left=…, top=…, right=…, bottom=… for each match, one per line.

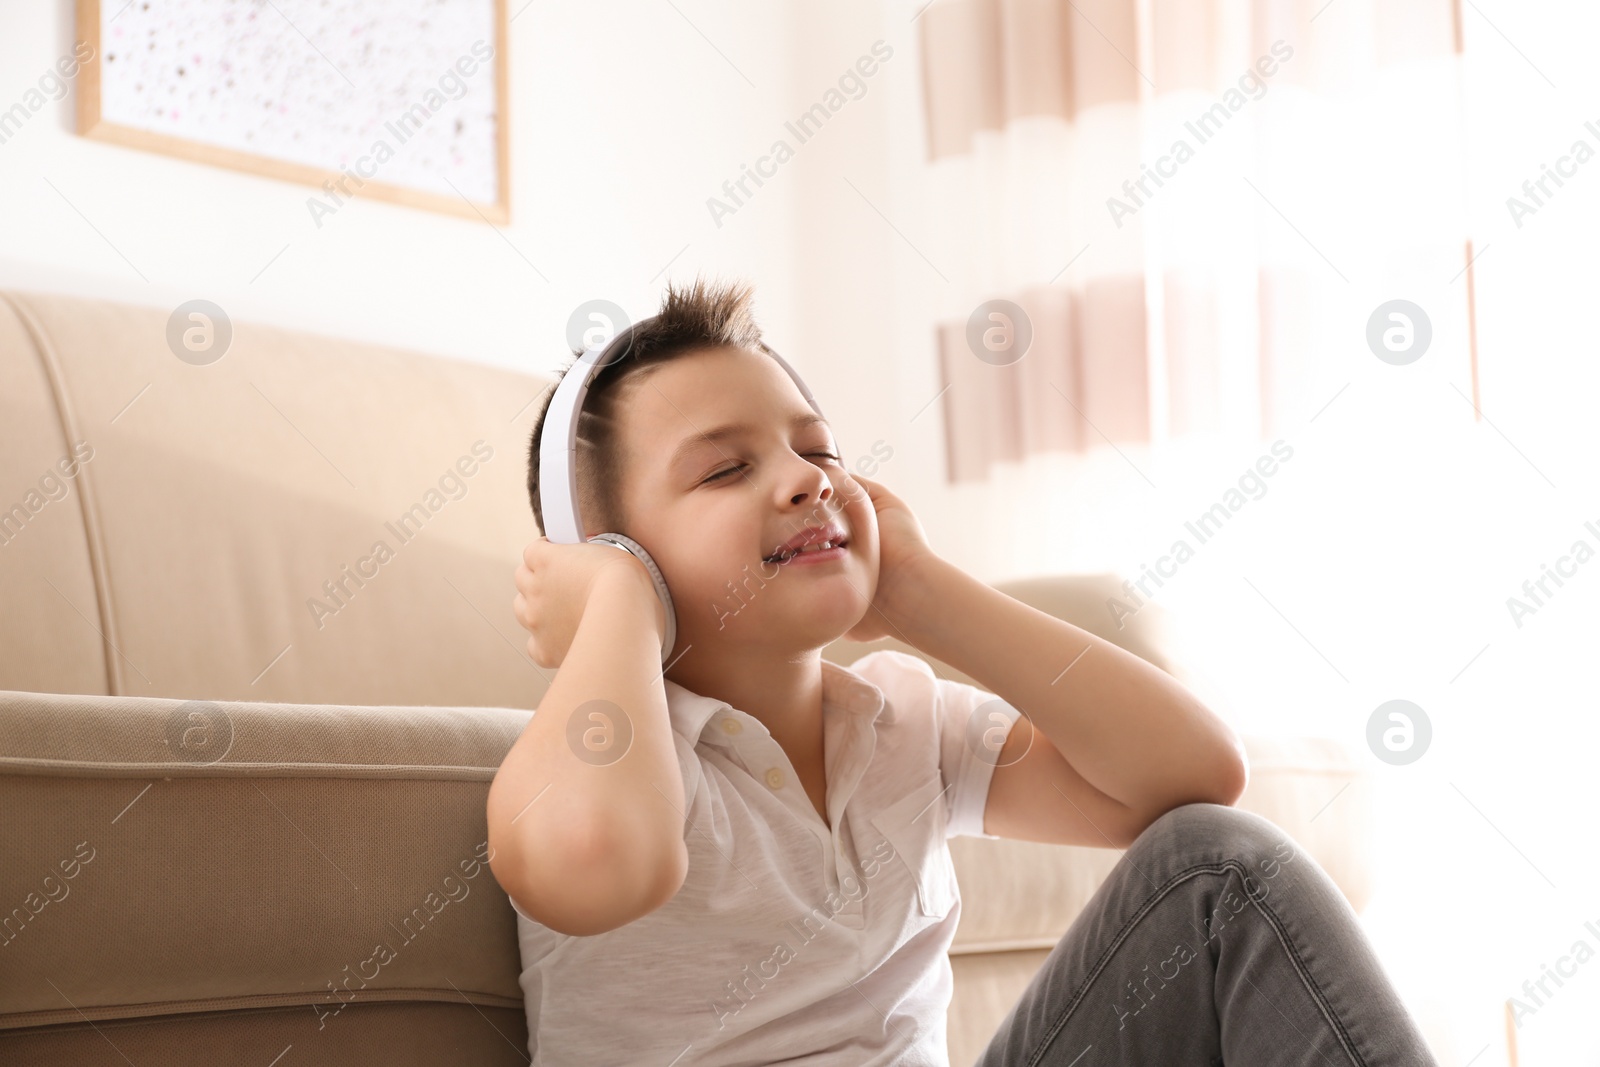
left=765, top=768, right=784, bottom=790
left=720, top=718, right=743, bottom=735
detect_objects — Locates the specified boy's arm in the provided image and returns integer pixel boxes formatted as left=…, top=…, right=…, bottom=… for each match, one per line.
left=486, top=566, right=689, bottom=935
left=898, top=556, right=1248, bottom=848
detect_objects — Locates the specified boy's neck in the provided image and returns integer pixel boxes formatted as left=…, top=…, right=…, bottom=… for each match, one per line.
left=668, top=651, right=826, bottom=764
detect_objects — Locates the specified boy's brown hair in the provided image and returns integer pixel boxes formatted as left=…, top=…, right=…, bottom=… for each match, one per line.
left=525, top=276, right=765, bottom=538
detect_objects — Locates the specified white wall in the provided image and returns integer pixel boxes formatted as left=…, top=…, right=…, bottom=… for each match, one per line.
left=0, top=0, right=799, bottom=373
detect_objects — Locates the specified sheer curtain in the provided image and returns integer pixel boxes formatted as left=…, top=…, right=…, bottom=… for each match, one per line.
left=906, top=8, right=1591, bottom=1058
left=916, top=0, right=1477, bottom=490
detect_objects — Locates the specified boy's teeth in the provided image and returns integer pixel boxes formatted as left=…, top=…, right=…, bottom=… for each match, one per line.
left=775, top=539, right=839, bottom=561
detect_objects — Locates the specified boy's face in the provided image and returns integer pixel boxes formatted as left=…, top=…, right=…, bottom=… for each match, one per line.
left=608, top=345, right=879, bottom=656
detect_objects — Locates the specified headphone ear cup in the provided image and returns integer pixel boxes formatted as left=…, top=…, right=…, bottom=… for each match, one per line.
left=586, top=533, right=678, bottom=663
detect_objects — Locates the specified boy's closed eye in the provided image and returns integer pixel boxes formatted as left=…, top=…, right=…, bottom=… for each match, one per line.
left=701, top=451, right=843, bottom=485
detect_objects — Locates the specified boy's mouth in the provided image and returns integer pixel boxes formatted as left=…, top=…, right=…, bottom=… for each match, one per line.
left=764, top=539, right=849, bottom=565
left=764, top=523, right=849, bottom=564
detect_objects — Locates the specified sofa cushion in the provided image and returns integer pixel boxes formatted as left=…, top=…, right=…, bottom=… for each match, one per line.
left=0, top=687, right=1371, bottom=1037
left=0, top=688, right=528, bottom=1033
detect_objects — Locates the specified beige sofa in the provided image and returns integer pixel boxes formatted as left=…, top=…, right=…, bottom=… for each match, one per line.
left=0, top=288, right=1374, bottom=1065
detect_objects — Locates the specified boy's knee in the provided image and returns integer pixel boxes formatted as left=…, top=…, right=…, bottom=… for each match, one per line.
left=1131, top=802, right=1285, bottom=869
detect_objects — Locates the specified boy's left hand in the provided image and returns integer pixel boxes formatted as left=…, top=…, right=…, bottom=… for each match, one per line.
left=841, top=472, right=938, bottom=644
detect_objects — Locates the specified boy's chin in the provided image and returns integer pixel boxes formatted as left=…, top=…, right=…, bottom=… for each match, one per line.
left=709, top=604, right=862, bottom=650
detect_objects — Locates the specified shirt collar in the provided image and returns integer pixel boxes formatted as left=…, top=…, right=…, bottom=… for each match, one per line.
left=662, top=658, right=886, bottom=744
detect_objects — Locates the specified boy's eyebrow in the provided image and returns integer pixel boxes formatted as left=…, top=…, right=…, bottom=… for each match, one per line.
left=669, top=412, right=831, bottom=470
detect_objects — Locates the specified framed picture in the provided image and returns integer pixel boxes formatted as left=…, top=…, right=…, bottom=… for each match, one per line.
left=75, top=0, right=510, bottom=223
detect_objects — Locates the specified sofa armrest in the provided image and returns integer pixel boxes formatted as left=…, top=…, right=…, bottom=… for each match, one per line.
left=946, top=732, right=1374, bottom=955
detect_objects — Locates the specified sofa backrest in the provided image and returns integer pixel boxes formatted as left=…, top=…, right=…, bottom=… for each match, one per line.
left=0, top=288, right=551, bottom=708
left=0, top=287, right=1179, bottom=708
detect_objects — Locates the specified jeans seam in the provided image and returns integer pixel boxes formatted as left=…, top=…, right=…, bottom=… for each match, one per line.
left=1017, top=860, right=1368, bottom=1067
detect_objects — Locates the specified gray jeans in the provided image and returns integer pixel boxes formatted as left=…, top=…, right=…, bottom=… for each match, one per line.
left=972, top=804, right=1439, bottom=1067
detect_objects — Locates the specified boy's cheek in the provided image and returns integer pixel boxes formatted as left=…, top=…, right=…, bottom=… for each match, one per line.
left=847, top=520, right=880, bottom=579
left=848, top=495, right=878, bottom=549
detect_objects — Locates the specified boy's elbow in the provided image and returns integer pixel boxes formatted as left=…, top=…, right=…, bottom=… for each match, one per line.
left=1189, top=710, right=1250, bottom=808
left=1211, top=740, right=1250, bottom=806
left=489, top=815, right=688, bottom=938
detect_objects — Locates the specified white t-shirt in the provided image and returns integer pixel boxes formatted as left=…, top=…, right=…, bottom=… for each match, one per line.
left=513, top=648, right=1022, bottom=1066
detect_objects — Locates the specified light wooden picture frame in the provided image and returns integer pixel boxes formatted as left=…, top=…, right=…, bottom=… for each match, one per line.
left=75, top=0, right=510, bottom=223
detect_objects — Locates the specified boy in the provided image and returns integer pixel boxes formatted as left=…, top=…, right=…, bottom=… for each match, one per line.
left=488, top=278, right=1437, bottom=1065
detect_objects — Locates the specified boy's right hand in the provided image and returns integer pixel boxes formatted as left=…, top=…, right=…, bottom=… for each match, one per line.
left=513, top=536, right=665, bottom=669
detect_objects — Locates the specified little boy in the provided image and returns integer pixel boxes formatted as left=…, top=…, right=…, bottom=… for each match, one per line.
left=487, top=279, right=1432, bottom=1066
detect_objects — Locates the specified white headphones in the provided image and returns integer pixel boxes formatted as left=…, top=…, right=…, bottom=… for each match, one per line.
left=537, top=317, right=826, bottom=663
